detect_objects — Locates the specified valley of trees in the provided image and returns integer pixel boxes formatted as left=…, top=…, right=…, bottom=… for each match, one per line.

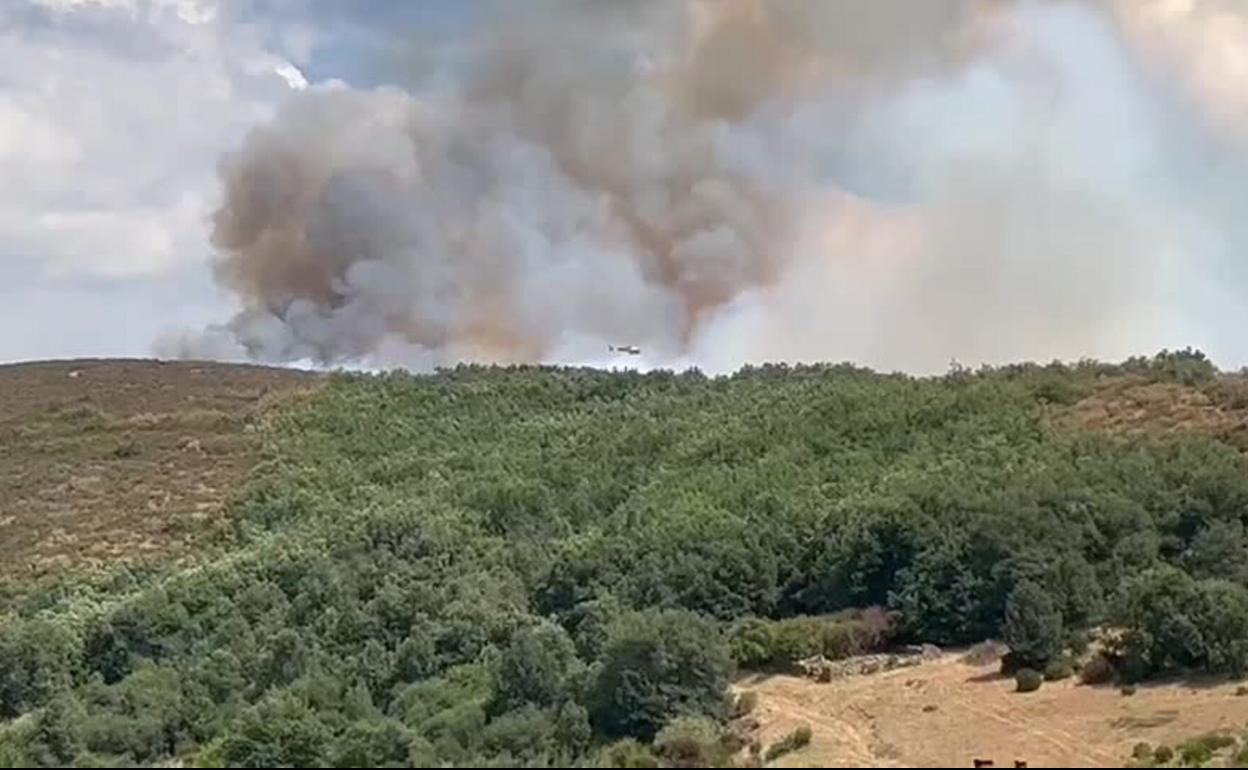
left=3, top=349, right=1248, bottom=767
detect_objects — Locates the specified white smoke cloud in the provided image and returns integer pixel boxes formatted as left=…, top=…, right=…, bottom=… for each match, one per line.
left=0, top=0, right=313, bottom=361
left=167, top=0, right=1248, bottom=374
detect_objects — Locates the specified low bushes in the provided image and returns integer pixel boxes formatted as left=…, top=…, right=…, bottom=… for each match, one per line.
left=1043, top=658, right=1074, bottom=682
left=763, top=725, right=812, bottom=763
left=729, top=609, right=894, bottom=670
left=1078, top=653, right=1115, bottom=685
left=1015, top=668, right=1043, bottom=693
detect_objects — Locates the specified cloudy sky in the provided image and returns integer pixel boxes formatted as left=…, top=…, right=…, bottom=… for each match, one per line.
left=8, top=0, right=1248, bottom=372
left=0, top=0, right=473, bottom=363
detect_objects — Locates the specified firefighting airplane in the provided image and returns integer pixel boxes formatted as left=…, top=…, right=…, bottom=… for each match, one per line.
left=609, top=344, right=641, bottom=355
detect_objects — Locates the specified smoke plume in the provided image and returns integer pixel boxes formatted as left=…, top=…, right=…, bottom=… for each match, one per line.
left=159, top=0, right=1248, bottom=373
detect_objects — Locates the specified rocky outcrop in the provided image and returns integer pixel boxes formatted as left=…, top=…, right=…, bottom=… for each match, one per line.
left=797, top=645, right=942, bottom=682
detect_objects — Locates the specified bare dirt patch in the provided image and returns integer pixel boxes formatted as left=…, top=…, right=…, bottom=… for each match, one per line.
left=0, top=359, right=317, bottom=576
left=737, top=655, right=1248, bottom=768
left=1049, top=374, right=1248, bottom=449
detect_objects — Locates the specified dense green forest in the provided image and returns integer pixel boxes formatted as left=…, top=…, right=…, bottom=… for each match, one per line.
left=4, top=350, right=1248, bottom=767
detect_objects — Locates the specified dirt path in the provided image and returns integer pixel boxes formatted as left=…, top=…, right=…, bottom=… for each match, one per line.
left=739, top=654, right=1248, bottom=768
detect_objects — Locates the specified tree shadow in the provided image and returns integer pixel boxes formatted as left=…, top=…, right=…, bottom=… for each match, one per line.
left=734, top=670, right=786, bottom=686
left=966, top=669, right=1009, bottom=684
left=1074, top=670, right=1242, bottom=693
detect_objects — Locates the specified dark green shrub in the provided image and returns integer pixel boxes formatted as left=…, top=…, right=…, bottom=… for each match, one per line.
left=480, top=706, right=558, bottom=761
left=219, top=692, right=329, bottom=769
left=0, top=619, right=83, bottom=718
left=768, top=619, right=822, bottom=667
left=1154, top=744, right=1173, bottom=763
left=1120, top=685, right=1136, bottom=697
left=594, top=738, right=658, bottom=768
left=1067, top=630, right=1091, bottom=657
left=329, top=718, right=413, bottom=768
left=728, top=614, right=889, bottom=670
left=1132, top=742, right=1152, bottom=760
left=653, top=717, right=726, bottom=769
left=1194, top=580, right=1248, bottom=676
left=1173, top=734, right=1234, bottom=767
left=1110, top=567, right=1248, bottom=679
left=1015, top=668, right=1042, bottom=693
left=494, top=622, right=580, bottom=711
left=728, top=619, right=774, bottom=670
left=588, top=610, right=732, bottom=741
left=763, top=725, right=812, bottom=762
left=1178, top=740, right=1212, bottom=766
left=0, top=735, right=33, bottom=769
left=1195, top=733, right=1235, bottom=751
left=1078, top=653, right=1115, bottom=685
left=1044, top=658, right=1074, bottom=682
left=33, top=690, right=85, bottom=765
left=1004, top=582, right=1064, bottom=669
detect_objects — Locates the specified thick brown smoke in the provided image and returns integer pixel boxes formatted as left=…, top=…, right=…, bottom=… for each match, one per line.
left=161, top=0, right=1248, bottom=372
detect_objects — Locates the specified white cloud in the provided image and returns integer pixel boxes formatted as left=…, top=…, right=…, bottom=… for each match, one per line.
left=0, top=0, right=304, bottom=360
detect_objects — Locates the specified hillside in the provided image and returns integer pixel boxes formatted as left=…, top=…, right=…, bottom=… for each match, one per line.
left=0, top=360, right=316, bottom=579
left=740, top=654, right=1248, bottom=768
left=3, top=351, right=1248, bottom=768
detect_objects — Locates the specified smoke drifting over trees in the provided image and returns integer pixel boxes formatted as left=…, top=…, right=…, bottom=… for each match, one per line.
left=160, top=0, right=1248, bottom=372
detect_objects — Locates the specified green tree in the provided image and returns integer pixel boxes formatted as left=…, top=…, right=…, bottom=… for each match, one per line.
left=34, top=690, right=85, bottom=765
left=588, top=610, right=732, bottom=741
left=494, top=622, right=580, bottom=711
left=1185, top=520, right=1248, bottom=583
left=394, top=634, right=437, bottom=684
left=0, top=618, right=82, bottom=718
left=1003, top=581, right=1064, bottom=668
left=480, top=705, right=558, bottom=763
left=0, top=737, right=32, bottom=769
left=329, top=718, right=412, bottom=768
left=554, top=701, right=591, bottom=756
left=220, top=692, right=329, bottom=768
left=1112, top=567, right=1205, bottom=678
left=1195, top=580, right=1248, bottom=675
left=728, top=617, right=774, bottom=669
left=1049, top=555, right=1104, bottom=630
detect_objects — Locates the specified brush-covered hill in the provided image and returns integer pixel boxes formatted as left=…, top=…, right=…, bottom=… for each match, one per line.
left=3, top=350, right=1248, bottom=768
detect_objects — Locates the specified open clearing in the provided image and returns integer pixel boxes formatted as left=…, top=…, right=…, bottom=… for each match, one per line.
left=1050, top=373, right=1248, bottom=449
left=739, top=654, right=1248, bottom=768
left=0, top=359, right=317, bottom=575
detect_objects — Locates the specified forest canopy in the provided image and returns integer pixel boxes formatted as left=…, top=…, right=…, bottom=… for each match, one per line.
left=2, top=349, right=1247, bottom=767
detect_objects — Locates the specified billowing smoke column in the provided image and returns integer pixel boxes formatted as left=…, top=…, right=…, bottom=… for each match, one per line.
left=160, top=0, right=1248, bottom=373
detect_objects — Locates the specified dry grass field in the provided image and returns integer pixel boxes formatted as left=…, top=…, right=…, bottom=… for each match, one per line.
left=0, top=359, right=317, bottom=575
left=738, top=653, right=1248, bottom=768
